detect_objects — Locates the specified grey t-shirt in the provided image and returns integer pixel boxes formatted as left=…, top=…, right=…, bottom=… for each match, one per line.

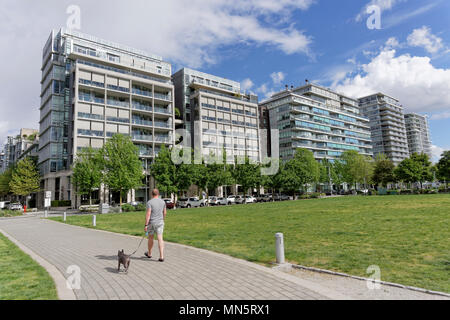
left=147, top=198, right=166, bottom=224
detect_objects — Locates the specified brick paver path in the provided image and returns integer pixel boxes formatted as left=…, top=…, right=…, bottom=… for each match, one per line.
left=0, top=216, right=348, bottom=300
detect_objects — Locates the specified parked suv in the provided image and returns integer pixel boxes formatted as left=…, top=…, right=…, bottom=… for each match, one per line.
left=177, top=197, right=203, bottom=208
left=235, top=196, right=245, bottom=204
left=244, top=196, right=257, bottom=204
left=226, top=195, right=237, bottom=205
left=256, top=194, right=271, bottom=202
left=9, top=203, right=23, bottom=211
left=215, top=197, right=228, bottom=206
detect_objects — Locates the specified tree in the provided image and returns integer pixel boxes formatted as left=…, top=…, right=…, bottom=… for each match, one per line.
left=396, top=153, right=433, bottom=189
left=339, top=150, right=373, bottom=189
left=72, top=147, right=103, bottom=205
left=395, top=157, right=422, bottom=187
left=319, top=159, right=339, bottom=193
left=372, top=154, right=396, bottom=188
left=205, top=150, right=234, bottom=203
left=437, top=151, right=450, bottom=190
left=0, top=167, right=14, bottom=197
left=9, top=158, right=40, bottom=205
left=278, top=149, right=320, bottom=197
left=101, top=134, right=144, bottom=208
left=412, top=153, right=433, bottom=189
left=150, top=144, right=177, bottom=197
left=233, top=156, right=260, bottom=200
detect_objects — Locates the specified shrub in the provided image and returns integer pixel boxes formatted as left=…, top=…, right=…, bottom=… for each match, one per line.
left=121, top=204, right=135, bottom=212
left=51, top=200, right=72, bottom=207
left=300, top=195, right=310, bottom=200
left=369, top=189, right=378, bottom=196
left=136, top=203, right=146, bottom=211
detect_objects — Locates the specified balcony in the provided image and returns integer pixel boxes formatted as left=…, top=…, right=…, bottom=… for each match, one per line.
left=132, top=134, right=153, bottom=142
left=154, top=121, right=171, bottom=129
left=107, top=84, right=130, bottom=93
left=79, top=78, right=105, bottom=89
left=132, top=118, right=153, bottom=127
left=107, top=97, right=130, bottom=108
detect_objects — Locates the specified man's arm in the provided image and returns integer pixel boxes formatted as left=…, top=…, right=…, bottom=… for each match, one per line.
left=145, top=207, right=152, bottom=231
left=163, top=205, right=167, bottom=221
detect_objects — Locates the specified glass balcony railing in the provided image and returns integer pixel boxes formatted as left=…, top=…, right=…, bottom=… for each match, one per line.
left=78, top=112, right=105, bottom=121
left=79, top=78, right=105, bottom=88
left=154, top=93, right=171, bottom=101
left=107, top=84, right=130, bottom=93
left=154, top=121, right=171, bottom=128
left=132, top=118, right=153, bottom=127
left=107, top=98, right=130, bottom=108
left=132, top=102, right=152, bottom=112
left=132, top=134, right=153, bottom=141
left=106, top=116, right=129, bottom=124
left=132, top=88, right=152, bottom=97
left=154, top=135, right=171, bottom=143
left=154, top=106, right=171, bottom=114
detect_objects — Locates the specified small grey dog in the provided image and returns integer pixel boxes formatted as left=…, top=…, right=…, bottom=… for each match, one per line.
left=118, top=250, right=131, bottom=273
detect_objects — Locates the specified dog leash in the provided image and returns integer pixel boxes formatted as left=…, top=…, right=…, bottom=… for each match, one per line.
left=129, top=233, right=148, bottom=257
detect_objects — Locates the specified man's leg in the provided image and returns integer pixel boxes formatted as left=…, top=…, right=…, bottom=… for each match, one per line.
left=147, top=234, right=154, bottom=256
left=157, top=233, right=164, bottom=260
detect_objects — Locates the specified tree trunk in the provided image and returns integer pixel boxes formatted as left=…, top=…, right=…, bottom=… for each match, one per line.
left=119, top=189, right=123, bottom=213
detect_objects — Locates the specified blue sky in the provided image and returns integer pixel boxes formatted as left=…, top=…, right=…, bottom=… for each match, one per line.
left=0, top=0, right=449, bottom=161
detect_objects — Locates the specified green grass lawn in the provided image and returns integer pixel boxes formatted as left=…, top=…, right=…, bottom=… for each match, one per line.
left=52, top=194, right=450, bottom=293
left=0, top=232, right=58, bottom=300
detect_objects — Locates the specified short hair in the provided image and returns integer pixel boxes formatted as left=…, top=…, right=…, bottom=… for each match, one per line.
left=152, top=189, right=160, bottom=197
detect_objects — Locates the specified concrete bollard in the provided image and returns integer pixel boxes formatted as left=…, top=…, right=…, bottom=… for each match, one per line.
left=44, top=210, right=48, bottom=218
left=63, top=212, right=67, bottom=222
left=93, top=215, right=97, bottom=227
left=275, top=233, right=285, bottom=264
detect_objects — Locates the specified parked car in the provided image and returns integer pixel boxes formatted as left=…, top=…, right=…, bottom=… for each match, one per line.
left=0, top=201, right=11, bottom=210
left=207, top=196, right=218, bottom=206
left=163, top=199, right=175, bottom=209
left=244, top=196, right=257, bottom=204
left=215, top=197, right=228, bottom=206
left=280, top=194, right=291, bottom=201
left=256, top=194, right=271, bottom=202
left=235, top=196, right=245, bottom=204
left=129, top=201, right=142, bottom=207
left=177, top=197, right=202, bottom=208
left=226, top=195, right=237, bottom=205
left=8, top=203, right=23, bottom=211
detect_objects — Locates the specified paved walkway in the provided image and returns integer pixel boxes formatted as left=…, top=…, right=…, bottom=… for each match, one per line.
left=0, top=216, right=350, bottom=300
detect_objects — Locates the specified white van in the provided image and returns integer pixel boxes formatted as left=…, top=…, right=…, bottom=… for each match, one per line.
left=0, top=201, right=11, bottom=210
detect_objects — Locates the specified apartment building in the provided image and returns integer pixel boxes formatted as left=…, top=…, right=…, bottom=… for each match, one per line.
left=0, top=129, right=39, bottom=171
left=39, top=28, right=174, bottom=207
left=173, top=68, right=260, bottom=163
left=358, top=93, right=409, bottom=165
left=0, top=151, right=5, bottom=173
left=260, top=83, right=373, bottom=162
left=404, top=113, right=432, bottom=159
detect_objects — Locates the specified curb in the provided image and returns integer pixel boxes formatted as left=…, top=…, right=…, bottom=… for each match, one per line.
left=0, top=227, right=76, bottom=300
left=280, top=263, right=450, bottom=298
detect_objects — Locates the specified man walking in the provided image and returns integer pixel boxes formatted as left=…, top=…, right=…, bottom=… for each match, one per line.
left=144, top=189, right=166, bottom=262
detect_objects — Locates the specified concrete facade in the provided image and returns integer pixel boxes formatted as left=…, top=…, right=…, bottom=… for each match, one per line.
left=404, top=113, right=432, bottom=159
left=260, top=83, right=372, bottom=162
left=38, top=28, right=174, bottom=208
left=358, top=93, right=410, bottom=165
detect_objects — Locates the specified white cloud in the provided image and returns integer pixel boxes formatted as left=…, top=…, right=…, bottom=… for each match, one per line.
left=430, top=111, right=450, bottom=121
left=333, top=49, right=450, bottom=114
left=385, top=37, right=400, bottom=49
left=241, top=78, right=254, bottom=91
left=407, top=26, right=444, bottom=54
left=270, top=72, right=286, bottom=85
left=431, top=145, right=447, bottom=163
left=0, top=0, right=316, bottom=146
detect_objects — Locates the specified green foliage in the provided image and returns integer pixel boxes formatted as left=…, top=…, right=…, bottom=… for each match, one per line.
left=395, top=153, right=433, bottom=187
left=121, top=204, right=135, bottom=212
left=0, top=167, right=14, bottom=196
left=437, top=151, right=450, bottom=182
left=233, top=156, right=260, bottom=196
left=151, top=145, right=177, bottom=196
left=278, top=149, right=320, bottom=194
left=338, top=150, right=373, bottom=187
left=101, top=134, right=144, bottom=206
left=72, top=147, right=103, bottom=205
left=372, top=154, right=396, bottom=187
left=136, top=203, right=146, bottom=211
left=51, top=200, right=72, bottom=207
left=9, top=158, right=40, bottom=197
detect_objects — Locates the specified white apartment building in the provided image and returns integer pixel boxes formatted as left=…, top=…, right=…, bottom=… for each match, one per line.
left=39, top=28, right=174, bottom=207
left=173, top=68, right=260, bottom=164
left=404, top=113, right=432, bottom=159
left=260, top=83, right=373, bottom=162
left=358, top=93, right=410, bottom=165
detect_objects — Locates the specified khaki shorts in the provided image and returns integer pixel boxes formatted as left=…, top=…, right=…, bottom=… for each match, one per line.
left=148, top=222, right=164, bottom=236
